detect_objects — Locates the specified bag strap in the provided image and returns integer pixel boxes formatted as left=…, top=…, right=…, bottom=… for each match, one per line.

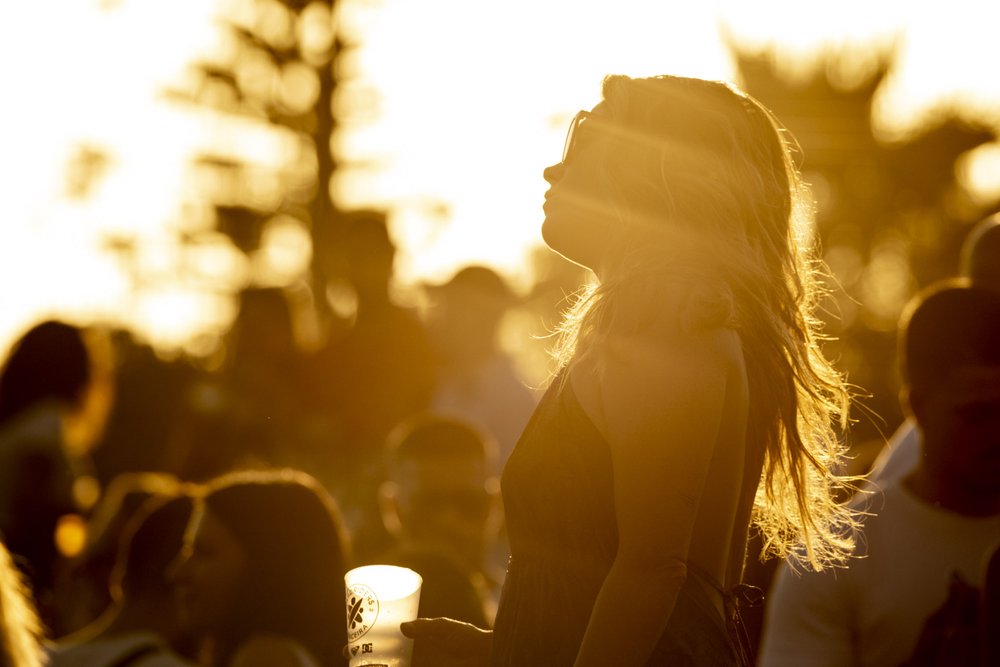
left=685, top=561, right=764, bottom=667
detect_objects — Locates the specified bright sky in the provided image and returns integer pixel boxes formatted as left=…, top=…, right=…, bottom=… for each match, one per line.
left=1, top=0, right=999, bottom=355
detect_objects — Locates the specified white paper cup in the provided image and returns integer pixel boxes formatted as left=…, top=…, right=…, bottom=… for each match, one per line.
left=345, top=565, right=423, bottom=667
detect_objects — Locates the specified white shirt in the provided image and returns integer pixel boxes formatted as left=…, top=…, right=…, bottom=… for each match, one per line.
left=759, top=481, right=1000, bottom=667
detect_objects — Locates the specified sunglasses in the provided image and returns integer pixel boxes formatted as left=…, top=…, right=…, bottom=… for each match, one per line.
left=561, top=110, right=592, bottom=165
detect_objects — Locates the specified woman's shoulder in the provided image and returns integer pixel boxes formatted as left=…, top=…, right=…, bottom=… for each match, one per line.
left=573, top=309, right=741, bottom=431
left=230, top=635, right=321, bottom=667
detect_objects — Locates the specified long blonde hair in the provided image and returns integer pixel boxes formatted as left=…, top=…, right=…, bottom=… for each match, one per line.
left=553, top=75, right=857, bottom=570
left=0, top=541, right=45, bottom=667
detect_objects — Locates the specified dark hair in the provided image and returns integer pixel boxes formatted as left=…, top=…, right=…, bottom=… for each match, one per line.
left=436, top=265, right=514, bottom=301
left=114, top=492, right=195, bottom=601
left=201, top=469, right=349, bottom=667
left=900, top=281, right=1000, bottom=392
left=341, top=209, right=395, bottom=264
left=385, top=413, right=496, bottom=472
left=229, top=287, right=298, bottom=365
left=0, top=320, right=91, bottom=424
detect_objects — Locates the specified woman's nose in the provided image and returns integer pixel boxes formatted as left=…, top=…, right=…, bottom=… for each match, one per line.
left=543, top=162, right=565, bottom=184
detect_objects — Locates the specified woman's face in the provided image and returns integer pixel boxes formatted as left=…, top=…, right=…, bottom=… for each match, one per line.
left=542, top=106, right=624, bottom=274
left=172, top=507, right=247, bottom=635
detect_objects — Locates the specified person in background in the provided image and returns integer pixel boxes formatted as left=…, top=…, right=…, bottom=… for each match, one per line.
left=163, top=287, right=314, bottom=482
left=758, top=282, right=1000, bottom=666
left=0, top=540, right=46, bottom=667
left=91, top=329, right=200, bottom=484
left=423, top=265, right=540, bottom=475
left=171, top=469, right=349, bottom=667
left=372, top=413, right=501, bottom=627
left=307, top=210, right=438, bottom=535
left=0, top=319, right=114, bottom=635
left=55, top=473, right=191, bottom=636
left=867, top=213, right=1000, bottom=487
left=49, top=489, right=197, bottom=667
left=403, top=73, right=857, bottom=666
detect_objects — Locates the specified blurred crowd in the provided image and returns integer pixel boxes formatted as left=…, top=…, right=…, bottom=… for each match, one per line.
left=0, top=211, right=540, bottom=666
left=0, top=210, right=998, bottom=667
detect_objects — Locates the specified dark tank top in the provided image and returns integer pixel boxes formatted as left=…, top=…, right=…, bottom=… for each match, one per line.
left=490, top=372, right=744, bottom=666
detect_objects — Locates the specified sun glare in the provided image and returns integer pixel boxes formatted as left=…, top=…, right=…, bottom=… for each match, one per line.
left=1, top=0, right=999, bottom=353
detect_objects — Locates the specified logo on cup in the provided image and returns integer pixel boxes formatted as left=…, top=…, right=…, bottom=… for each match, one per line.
left=346, top=583, right=379, bottom=642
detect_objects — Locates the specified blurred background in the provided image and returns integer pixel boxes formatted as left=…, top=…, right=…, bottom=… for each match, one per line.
left=3, top=0, right=1000, bottom=472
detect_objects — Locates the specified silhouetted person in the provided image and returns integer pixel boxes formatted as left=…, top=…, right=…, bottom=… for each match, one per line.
left=424, top=265, right=539, bottom=475
left=307, top=210, right=437, bottom=529
left=92, top=329, right=200, bottom=483
left=0, top=540, right=45, bottom=667
left=868, top=213, right=1000, bottom=487
left=403, top=74, right=857, bottom=666
left=372, top=414, right=500, bottom=627
left=171, top=469, right=349, bottom=667
left=56, top=473, right=191, bottom=635
left=167, top=287, right=313, bottom=481
left=748, top=211, right=1000, bottom=665
left=224, top=287, right=312, bottom=462
left=0, top=320, right=113, bottom=634
left=50, top=489, right=197, bottom=666
left=759, top=281, right=1000, bottom=666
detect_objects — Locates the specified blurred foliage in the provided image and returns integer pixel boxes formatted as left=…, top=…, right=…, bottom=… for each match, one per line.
left=59, top=0, right=350, bottom=354
left=160, top=0, right=342, bottom=301
left=64, top=144, right=112, bottom=200
left=735, top=47, right=1000, bottom=457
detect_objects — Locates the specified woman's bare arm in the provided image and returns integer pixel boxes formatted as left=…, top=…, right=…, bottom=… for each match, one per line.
left=571, top=325, right=732, bottom=667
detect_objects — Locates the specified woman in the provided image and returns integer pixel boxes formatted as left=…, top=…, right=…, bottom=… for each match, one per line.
left=403, top=74, right=857, bottom=665
left=49, top=481, right=198, bottom=667
left=171, top=469, right=350, bottom=667
left=0, top=320, right=113, bottom=635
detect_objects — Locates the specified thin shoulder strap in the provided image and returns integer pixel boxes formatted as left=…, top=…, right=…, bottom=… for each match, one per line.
left=686, top=560, right=765, bottom=608
left=685, top=560, right=728, bottom=597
